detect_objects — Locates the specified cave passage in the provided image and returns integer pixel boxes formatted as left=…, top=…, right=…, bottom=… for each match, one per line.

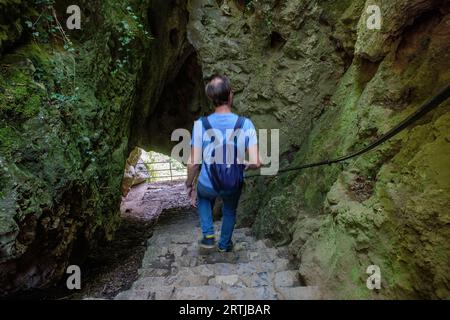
left=129, top=50, right=210, bottom=156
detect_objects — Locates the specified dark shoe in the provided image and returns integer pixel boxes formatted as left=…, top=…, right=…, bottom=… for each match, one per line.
left=200, top=236, right=216, bottom=249
left=218, top=241, right=233, bottom=253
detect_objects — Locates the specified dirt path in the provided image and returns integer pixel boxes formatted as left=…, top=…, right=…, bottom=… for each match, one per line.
left=121, top=181, right=190, bottom=219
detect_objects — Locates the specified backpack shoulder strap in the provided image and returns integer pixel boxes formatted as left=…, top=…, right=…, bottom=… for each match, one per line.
left=234, top=116, right=246, bottom=131
left=201, top=116, right=213, bottom=134
left=202, top=115, right=245, bottom=132
left=229, top=116, right=246, bottom=143
left=200, top=116, right=218, bottom=191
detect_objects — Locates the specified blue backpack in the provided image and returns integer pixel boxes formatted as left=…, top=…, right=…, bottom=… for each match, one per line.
left=201, top=116, right=246, bottom=192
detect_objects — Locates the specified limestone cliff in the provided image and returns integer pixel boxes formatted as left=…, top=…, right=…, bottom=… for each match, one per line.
left=185, top=0, right=449, bottom=299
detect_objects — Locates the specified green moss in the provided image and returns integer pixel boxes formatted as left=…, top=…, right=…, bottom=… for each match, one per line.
left=23, top=95, right=42, bottom=117
left=0, top=52, right=48, bottom=120
left=0, top=126, right=16, bottom=157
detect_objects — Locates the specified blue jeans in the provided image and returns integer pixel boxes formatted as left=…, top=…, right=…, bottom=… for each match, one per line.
left=197, top=183, right=242, bottom=250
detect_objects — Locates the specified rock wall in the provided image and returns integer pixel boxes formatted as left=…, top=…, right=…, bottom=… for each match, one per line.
left=186, top=0, right=450, bottom=299
left=0, top=0, right=153, bottom=295
left=122, top=148, right=151, bottom=197
left=0, top=0, right=201, bottom=295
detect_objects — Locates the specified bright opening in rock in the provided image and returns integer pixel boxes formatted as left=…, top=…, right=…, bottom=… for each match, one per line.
left=121, top=147, right=189, bottom=220
left=122, top=148, right=186, bottom=195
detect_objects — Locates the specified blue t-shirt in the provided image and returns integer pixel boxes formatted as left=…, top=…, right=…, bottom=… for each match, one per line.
left=191, top=113, right=257, bottom=189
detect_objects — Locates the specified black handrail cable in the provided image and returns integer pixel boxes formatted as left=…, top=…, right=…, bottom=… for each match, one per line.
left=245, top=83, right=450, bottom=178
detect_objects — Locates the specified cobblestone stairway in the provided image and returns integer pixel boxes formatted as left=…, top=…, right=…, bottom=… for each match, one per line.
left=115, top=208, right=321, bottom=300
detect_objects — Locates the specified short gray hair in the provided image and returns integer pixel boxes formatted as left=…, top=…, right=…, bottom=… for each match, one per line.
left=205, top=75, right=231, bottom=107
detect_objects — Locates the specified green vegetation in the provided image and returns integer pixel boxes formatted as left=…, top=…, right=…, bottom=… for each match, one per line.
left=24, top=0, right=75, bottom=52
left=111, top=3, right=152, bottom=75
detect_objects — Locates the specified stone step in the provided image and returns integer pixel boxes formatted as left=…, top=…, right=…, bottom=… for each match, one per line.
left=171, top=285, right=296, bottom=301
left=224, top=286, right=279, bottom=300
left=112, top=208, right=321, bottom=300
left=132, top=266, right=303, bottom=290
left=172, top=285, right=225, bottom=300
left=138, top=249, right=296, bottom=281
left=275, top=286, right=322, bottom=300
left=115, top=284, right=321, bottom=300
left=115, top=285, right=176, bottom=300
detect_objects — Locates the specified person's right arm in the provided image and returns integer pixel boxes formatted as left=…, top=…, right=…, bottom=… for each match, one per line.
left=245, top=144, right=261, bottom=171
left=185, top=120, right=202, bottom=205
left=244, top=119, right=261, bottom=171
left=186, top=146, right=201, bottom=187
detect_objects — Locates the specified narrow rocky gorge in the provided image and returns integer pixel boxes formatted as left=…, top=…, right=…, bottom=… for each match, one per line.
left=1, top=0, right=449, bottom=299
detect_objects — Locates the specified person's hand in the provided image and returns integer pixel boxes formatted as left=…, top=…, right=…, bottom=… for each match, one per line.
left=189, top=187, right=197, bottom=208
left=244, top=158, right=262, bottom=171
left=185, top=184, right=197, bottom=208
left=244, top=160, right=251, bottom=171
left=185, top=184, right=192, bottom=196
